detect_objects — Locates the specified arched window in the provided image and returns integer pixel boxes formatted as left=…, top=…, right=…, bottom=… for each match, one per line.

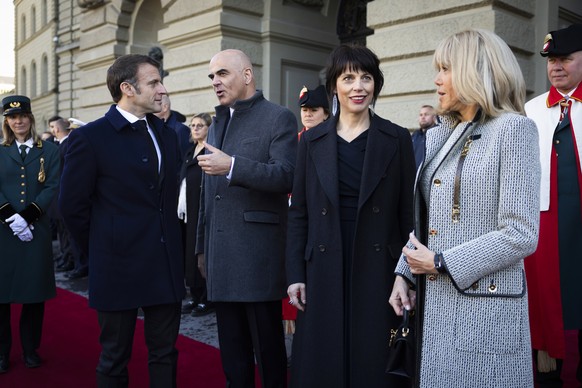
left=21, top=14, right=26, bottom=42
left=41, top=0, right=48, bottom=26
left=31, top=61, right=37, bottom=97
left=41, top=55, right=49, bottom=94
left=32, top=6, right=37, bottom=34
left=21, top=67, right=27, bottom=96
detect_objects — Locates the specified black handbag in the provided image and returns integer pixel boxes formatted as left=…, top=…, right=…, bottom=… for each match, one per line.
left=386, top=308, right=416, bottom=379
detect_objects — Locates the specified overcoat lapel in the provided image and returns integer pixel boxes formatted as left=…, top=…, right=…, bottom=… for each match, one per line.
left=309, top=120, right=340, bottom=208
left=358, top=117, right=397, bottom=209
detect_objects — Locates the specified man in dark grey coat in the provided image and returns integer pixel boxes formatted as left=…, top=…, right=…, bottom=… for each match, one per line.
left=196, top=49, right=297, bottom=388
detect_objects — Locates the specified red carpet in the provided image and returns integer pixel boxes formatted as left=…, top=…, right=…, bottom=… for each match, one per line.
left=2, top=288, right=226, bottom=387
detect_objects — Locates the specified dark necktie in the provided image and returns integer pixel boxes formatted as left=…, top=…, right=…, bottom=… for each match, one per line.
left=556, top=99, right=571, bottom=132
left=133, top=119, right=159, bottom=173
left=19, top=144, right=28, bottom=161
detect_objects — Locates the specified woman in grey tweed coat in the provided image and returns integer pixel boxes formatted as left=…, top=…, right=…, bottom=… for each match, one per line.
left=389, top=29, right=541, bottom=387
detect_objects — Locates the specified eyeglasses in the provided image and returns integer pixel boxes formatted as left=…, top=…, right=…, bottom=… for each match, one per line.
left=190, top=124, right=207, bottom=129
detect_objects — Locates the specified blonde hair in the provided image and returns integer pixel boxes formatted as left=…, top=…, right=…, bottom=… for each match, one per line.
left=2, top=113, right=38, bottom=146
left=433, top=29, right=525, bottom=123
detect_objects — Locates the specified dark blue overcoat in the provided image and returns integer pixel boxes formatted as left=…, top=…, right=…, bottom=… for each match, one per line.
left=59, top=105, right=185, bottom=311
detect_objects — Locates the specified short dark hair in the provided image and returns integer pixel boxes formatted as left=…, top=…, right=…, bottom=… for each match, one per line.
left=325, top=45, right=384, bottom=106
left=48, top=115, right=63, bottom=124
left=106, top=54, right=161, bottom=103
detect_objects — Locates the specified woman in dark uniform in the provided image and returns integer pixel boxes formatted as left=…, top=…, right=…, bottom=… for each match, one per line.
left=286, top=46, right=416, bottom=387
left=0, top=95, right=60, bottom=372
left=177, top=113, right=214, bottom=316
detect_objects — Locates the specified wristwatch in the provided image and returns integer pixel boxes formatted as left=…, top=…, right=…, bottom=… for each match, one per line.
left=434, top=253, right=446, bottom=273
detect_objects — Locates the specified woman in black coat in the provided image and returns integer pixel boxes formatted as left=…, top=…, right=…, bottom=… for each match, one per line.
left=0, top=95, right=60, bottom=372
left=286, top=46, right=416, bottom=387
left=177, top=113, right=214, bottom=316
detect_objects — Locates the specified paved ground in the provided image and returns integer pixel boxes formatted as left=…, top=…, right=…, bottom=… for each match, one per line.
left=53, top=243, right=293, bottom=357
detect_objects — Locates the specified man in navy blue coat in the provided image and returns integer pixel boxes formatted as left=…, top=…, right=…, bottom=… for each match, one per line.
left=59, top=54, right=185, bottom=387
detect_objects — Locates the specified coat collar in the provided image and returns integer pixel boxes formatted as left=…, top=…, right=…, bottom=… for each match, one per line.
left=304, top=112, right=400, bottom=209
left=547, top=84, right=582, bottom=107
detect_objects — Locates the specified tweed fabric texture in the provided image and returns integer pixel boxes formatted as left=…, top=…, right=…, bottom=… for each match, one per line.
left=396, top=113, right=540, bottom=387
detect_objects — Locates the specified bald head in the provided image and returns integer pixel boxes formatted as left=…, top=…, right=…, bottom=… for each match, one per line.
left=208, top=49, right=256, bottom=107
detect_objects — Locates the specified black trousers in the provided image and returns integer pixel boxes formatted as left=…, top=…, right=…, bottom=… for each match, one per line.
left=96, top=303, right=181, bottom=388
left=0, top=302, right=45, bottom=356
left=215, top=301, right=287, bottom=388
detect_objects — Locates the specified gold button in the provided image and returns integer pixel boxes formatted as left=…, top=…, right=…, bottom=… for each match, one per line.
left=488, top=284, right=497, bottom=293
left=21, top=191, right=25, bottom=195
left=20, top=199, right=25, bottom=203
left=428, top=274, right=437, bottom=281
left=433, top=179, right=441, bottom=186
left=471, top=282, right=478, bottom=290
left=21, top=174, right=25, bottom=178
left=555, top=140, right=560, bottom=144
left=429, top=229, right=437, bottom=236
left=21, top=167, right=24, bottom=170
left=21, top=183, right=25, bottom=186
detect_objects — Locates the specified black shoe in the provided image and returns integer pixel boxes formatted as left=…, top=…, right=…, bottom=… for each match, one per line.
left=23, top=351, right=41, bottom=368
left=56, top=261, right=74, bottom=272
left=66, top=269, right=88, bottom=279
left=0, top=354, right=8, bottom=373
left=191, top=303, right=215, bottom=317
left=181, top=301, right=196, bottom=314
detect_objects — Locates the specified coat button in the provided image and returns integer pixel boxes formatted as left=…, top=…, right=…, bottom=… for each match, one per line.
left=321, top=208, right=327, bottom=215
left=215, top=195, right=221, bottom=200
left=372, top=206, right=380, bottom=213
left=488, top=284, right=498, bottom=293
left=21, top=174, right=25, bottom=177
left=429, top=229, right=437, bottom=236
left=428, top=274, right=437, bottom=281
left=471, top=282, right=478, bottom=290
left=318, top=245, right=326, bottom=252
left=142, top=157, right=148, bottom=162
left=434, top=179, right=441, bottom=186
left=555, top=140, right=560, bottom=144
left=373, top=243, right=381, bottom=252
left=21, top=191, right=25, bottom=195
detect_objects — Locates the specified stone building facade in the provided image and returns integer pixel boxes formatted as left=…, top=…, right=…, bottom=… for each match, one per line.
left=12, top=0, right=582, bottom=131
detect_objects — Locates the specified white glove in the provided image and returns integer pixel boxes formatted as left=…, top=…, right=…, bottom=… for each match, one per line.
left=17, top=225, right=34, bottom=242
left=6, top=213, right=28, bottom=234
left=177, top=178, right=187, bottom=223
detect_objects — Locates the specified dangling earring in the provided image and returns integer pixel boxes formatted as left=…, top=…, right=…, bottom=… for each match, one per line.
left=332, top=94, right=338, bottom=116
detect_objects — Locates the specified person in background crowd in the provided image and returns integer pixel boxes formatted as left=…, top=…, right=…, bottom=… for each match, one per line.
left=282, top=84, right=331, bottom=336
left=411, top=104, right=436, bottom=169
left=48, top=116, right=64, bottom=144
left=286, top=45, right=415, bottom=388
left=178, top=113, right=214, bottom=317
left=39, top=131, right=54, bottom=142
left=60, top=119, right=89, bottom=280
left=49, top=117, right=76, bottom=273
left=298, top=85, right=330, bottom=136
left=59, top=54, right=184, bottom=387
left=0, top=95, right=60, bottom=372
left=389, top=29, right=540, bottom=387
left=197, top=49, right=297, bottom=388
left=524, top=23, right=582, bottom=387
left=155, top=94, right=191, bottom=157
